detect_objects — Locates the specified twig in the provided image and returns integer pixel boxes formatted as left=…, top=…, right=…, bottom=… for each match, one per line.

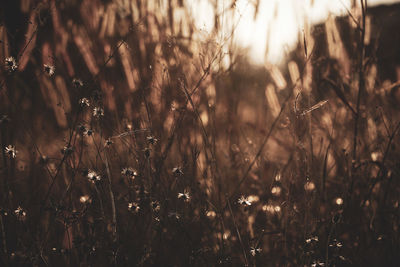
left=226, top=195, right=249, bottom=267
left=104, top=150, right=117, bottom=243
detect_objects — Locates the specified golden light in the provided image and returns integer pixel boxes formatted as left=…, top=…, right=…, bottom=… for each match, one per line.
left=191, top=0, right=400, bottom=65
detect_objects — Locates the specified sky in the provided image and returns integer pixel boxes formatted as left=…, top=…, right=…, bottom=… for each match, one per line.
left=191, top=0, right=400, bottom=65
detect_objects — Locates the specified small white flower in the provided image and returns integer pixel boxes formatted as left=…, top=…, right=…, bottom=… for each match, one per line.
left=93, top=107, right=104, bottom=117
left=128, top=202, right=140, bottom=213
left=5, top=145, right=17, bottom=158
left=146, top=135, right=158, bottom=145
left=5, top=57, right=18, bottom=72
left=83, top=128, right=94, bottom=137
left=151, top=200, right=160, bottom=212
left=121, top=167, right=138, bottom=178
left=178, top=189, right=190, bottom=202
left=87, top=170, right=101, bottom=183
left=79, top=98, right=90, bottom=107
left=237, top=195, right=252, bottom=206
left=306, top=236, right=319, bottom=244
left=104, top=138, right=113, bottom=147
left=14, top=206, right=26, bottom=220
left=44, top=64, right=55, bottom=76
left=73, top=78, right=83, bottom=87
left=172, top=166, right=183, bottom=175
left=250, top=247, right=262, bottom=256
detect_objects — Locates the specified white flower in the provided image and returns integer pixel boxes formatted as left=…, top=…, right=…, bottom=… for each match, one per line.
left=44, top=64, right=55, bottom=76
left=5, top=145, right=17, bottom=158
left=128, top=202, right=140, bottom=213
left=73, top=78, right=83, bottom=87
left=146, top=135, right=158, bottom=145
left=87, top=170, right=101, bottom=183
left=121, top=167, right=138, bottom=178
left=5, top=57, right=18, bottom=72
left=151, top=201, right=160, bottom=212
left=178, top=189, right=190, bottom=202
left=104, top=138, right=113, bottom=147
left=250, top=247, right=262, bottom=256
left=93, top=107, right=104, bottom=117
left=14, top=206, right=26, bottom=219
left=83, top=128, right=94, bottom=137
left=237, top=195, right=252, bottom=206
left=172, top=166, right=183, bottom=175
left=79, top=98, right=90, bottom=107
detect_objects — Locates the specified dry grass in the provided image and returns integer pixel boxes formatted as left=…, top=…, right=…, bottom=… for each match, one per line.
left=0, top=0, right=399, bottom=266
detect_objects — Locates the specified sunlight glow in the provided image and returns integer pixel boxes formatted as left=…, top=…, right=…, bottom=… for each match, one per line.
left=191, top=0, right=400, bottom=65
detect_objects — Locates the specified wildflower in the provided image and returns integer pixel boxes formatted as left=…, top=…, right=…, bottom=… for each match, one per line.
left=44, top=64, right=55, bottom=76
left=178, top=189, right=191, bottom=202
left=5, top=56, right=18, bottom=72
left=5, top=145, right=17, bottom=158
left=237, top=195, right=252, bottom=206
left=14, top=206, right=26, bottom=220
left=79, top=98, right=90, bottom=107
left=121, top=167, right=138, bottom=178
left=146, top=135, right=158, bottom=145
left=83, top=128, right=94, bottom=137
left=311, top=260, right=325, bottom=267
left=79, top=195, right=91, bottom=204
left=172, top=166, right=183, bottom=175
left=329, top=239, right=343, bottom=248
left=87, top=170, right=101, bottom=183
left=78, top=124, right=87, bottom=133
left=104, top=138, right=113, bottom=147
left=93, top=107, right=104, bottom=117
left=151, top=200, right=160, bottom=212
left=306, top=236, right=319, bottom=244
left=72, top=78, right=83, bottom=87
left=128, top=202, right=140, bottom=213
left=250, top=247, right=262, bottom=256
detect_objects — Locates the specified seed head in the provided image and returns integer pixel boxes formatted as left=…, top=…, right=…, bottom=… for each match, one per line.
left=146, top=135, right=158, bottom=145
left=44, top=64, right=55, bottom=76
left=178, top=189, right=191, bottom=202
left=128, top=202, right=140, bottom=213
left=172, top=166, right=183, bottom=175
left=79, top=98, right=90, bottom=107
left=250, top=247, right=262, bottom=256
left=121, top=167, right=138, bottom=178
left=14, top=206, right=26, bottom=220
left=104, top=138, right=113, bottom=147
left=87, top=170, right=101, bottom=183
left=5, top=145, right=17, bottom=158
left=73, top=78, right=83, bottom=87
left=93, top=107, right=104, bottom=117
left=237, top=195, right=252, bottom=206
left=5, top=57, right=18, bottom=72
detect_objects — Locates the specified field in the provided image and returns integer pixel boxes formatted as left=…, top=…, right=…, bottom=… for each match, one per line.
left=0, top=0, right=399, bottom=266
